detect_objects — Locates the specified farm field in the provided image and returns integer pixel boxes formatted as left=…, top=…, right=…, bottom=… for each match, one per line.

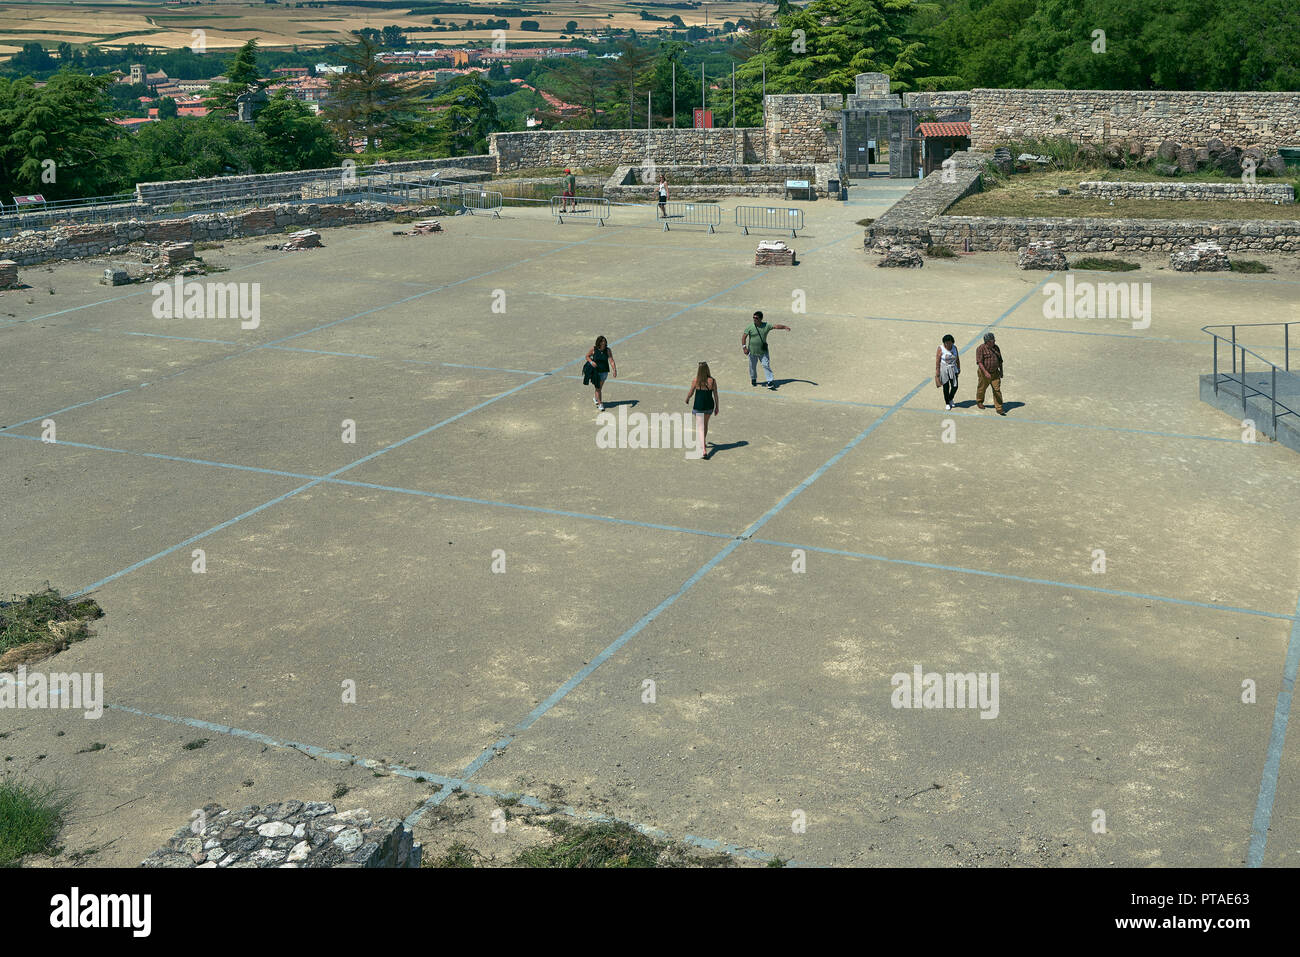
left=0, top=0, right=758, bottom=56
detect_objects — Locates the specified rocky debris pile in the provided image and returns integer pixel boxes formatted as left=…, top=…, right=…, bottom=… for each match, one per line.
left=394, top=219, right=443, bottom=236
left=877, top=245, right=924, bottom=268
left=101, top=267, right=130, bottom=286
left=992, top=147, right=1014, bottom=177
left=1017, top=240, right=1069, bottom=270
left=1170, top=241, right=1230, bottom=272
left=0, top=259, right=19, bottom=289
left=161, top=241, right=195, bottom=265
left=266, top=229, right=323, bottom=251
left=754, top=240, right=794, bottom=266
left=1153, top=138, right=1288, bottom=177
left=141, top=802, right=422, bottom=869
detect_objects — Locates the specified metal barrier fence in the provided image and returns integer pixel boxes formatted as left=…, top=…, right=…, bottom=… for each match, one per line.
left=551, top=195, right=611, bottom=225
left=1204, top=320, right=1297, bottom=436
left=735, top=205, right=804, bottom=237
left=657, top=201, right=722, bottom=233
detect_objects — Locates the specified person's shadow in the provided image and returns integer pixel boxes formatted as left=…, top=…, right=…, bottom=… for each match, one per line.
left=601, top=399, right=639, bottom=409
left=703, top=440, right=748, bottom=458
left=766, top=378, right=818, bottom=391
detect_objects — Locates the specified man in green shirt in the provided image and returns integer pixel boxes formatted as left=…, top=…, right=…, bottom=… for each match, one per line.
left=562, top=168, right=576, bottom=211
left=741, top=310, right=791, bottom=388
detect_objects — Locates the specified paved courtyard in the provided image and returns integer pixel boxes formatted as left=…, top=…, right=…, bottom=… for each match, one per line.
left=1, top=182, right=1298, bottom=867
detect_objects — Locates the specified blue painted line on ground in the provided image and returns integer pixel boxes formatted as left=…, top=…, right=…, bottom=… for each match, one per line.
left=6, top=232, right=604, bottom=438
left=64, top=235, right=823, bottom=599
left=95, top=329, right=241, bottom=345
left=4, top=388, right=134, bottom=431
left=748, top=538, right=1297, bottom=623
left=69, top=478, right=322, bottom=598
left=15, top=427, right=1287, bottom=626
left=414, top=245, right=1037, bottom=822
left=0, top=432, right=320, bottom=480
left=327, top=478, right=736, bottom=540
left=1247, top=590, right=1300, bottom=866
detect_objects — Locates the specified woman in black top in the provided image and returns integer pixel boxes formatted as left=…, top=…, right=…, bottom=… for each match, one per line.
left=584, top=335, right=616, bottom=411
left=685, top=361, right=719, bottom=459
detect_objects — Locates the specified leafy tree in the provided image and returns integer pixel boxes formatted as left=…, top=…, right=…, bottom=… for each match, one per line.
left=488, top=62, right=507, bottom=81
left=0, top=72, right=127, bottom=200
left=8, top=43, right=56, bottom=75
left=257, top=90, right=339, bottom=169
left=565, top=20, right=579, bottom=32
left=520, top=20, right=541, bottom=31
left=609, top=39, right=653, bottom=126
left=549, top=58, right=610, bottom=127
left=129, top=115, right=266, bottom=181
left=325, top=35, right=430, bottom=151
left=649, top=42, right=699, bottom=126
left=426, top=73, right=501, bottom=155
left=208, top=39, right=269, bottom=116
left=381, top=25, right=407, bottom=48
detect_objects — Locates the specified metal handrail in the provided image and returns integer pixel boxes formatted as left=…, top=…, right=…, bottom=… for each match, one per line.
left=1203, top=321, right=1297, bottom=435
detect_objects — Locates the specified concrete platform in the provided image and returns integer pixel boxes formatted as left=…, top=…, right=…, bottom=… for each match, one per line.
left=1, top=186, right=1298, bottom=867
left=1200, top=370, right=1300, bottom=454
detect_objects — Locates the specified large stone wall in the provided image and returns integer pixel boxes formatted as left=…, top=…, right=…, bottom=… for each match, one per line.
left=1075, top=181, right=1295, bottom=203
left=970, top=89, right=1300, bottom=152
left=135, top=155, right=496, bottom=206
left=603, top=162, right=837, bottom=200
left=490, top=128, right=762, bottom=170
left=0, top=201, right=438, bottom=266
left=765, top=94, right=844, bottom=163
left=928, top=215, right=1300, bottom=253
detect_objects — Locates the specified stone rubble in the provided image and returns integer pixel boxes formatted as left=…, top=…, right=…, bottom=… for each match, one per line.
left=0, top=259, right=19, bottom=289
left=141, top=803, right=422, bottom=869
left=1017, top=240, right=1070, bottom=270
left=1170, top=241, right=1231, bottom=272
left=754, top=240, right=795, bottom=266
left=878, top=246, right=924, bottom=268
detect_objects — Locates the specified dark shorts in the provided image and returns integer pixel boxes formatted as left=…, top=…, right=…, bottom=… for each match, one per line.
left=658, top=196, right=667, bottom=205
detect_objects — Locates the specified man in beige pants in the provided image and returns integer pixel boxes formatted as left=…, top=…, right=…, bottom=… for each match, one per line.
left=975, top=331, right=1006, bottom=415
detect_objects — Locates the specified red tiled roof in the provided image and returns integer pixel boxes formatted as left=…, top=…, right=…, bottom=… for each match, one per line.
left=916, top=121, right=971, bottom=138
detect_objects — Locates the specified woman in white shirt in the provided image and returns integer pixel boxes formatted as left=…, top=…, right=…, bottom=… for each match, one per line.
left=934, top=334, right=960, bottom=410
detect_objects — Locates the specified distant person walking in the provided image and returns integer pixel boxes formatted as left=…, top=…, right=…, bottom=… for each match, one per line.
left=562, top=168, right=576, bottom=212
left=975, top=331, right=1005, bottom=415
left=685, top=361, right=719, bottom=459
left=741, top=310, right=790, bottom=389
left=657, top=175, right=669, bottom=218
left=584, top=335, right=616, bottom=411
left=935, top=334, right=960, bottom=410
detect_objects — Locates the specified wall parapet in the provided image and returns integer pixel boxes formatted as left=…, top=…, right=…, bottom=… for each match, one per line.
left=970, top=88, right=1300, bottom=152
left=1075, top=181, right=1294, bottom=203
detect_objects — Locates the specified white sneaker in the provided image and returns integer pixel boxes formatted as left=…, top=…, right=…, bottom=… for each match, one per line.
left=945, top=403, right=952, bottom=410
left=593, top=397, right=599, bottom=407
left=596, top=403, right=604, bottom=411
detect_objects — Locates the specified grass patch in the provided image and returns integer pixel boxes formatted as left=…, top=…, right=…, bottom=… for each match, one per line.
left=1230, top=260, right=1271, bottom=273
left=0, top=778, right=70, bottom=866
left=950, top=191, right=1300, bottom=221
left=925, top=244, right=957, bottom=258
left=856, top=217, right=875, bottom=227
left=512, top=819, right=732, bottom=868
left=0, top=589, right=103, bottom=670
left=76, top=743, right=106, bottom=754
left=429, top=842, right=481, bottom=868
left=1072, top=257, right=1141, bottom=271
left=961, top=166, right=1300, bottom=220
left=181, top=739, right=208, bottom=751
